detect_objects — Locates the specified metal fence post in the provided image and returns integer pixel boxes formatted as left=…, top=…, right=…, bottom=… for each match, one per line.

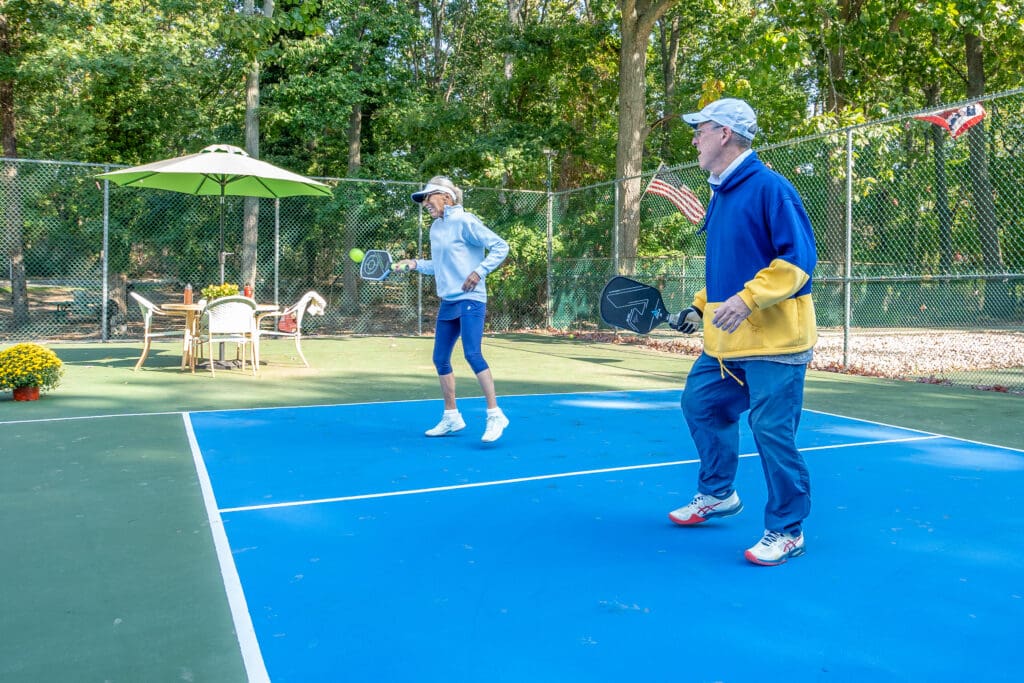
left=101, top=170, right=110, bottom=342
left=843, top=130, right=853, bottom=368
left=613, top=179, right=620, bottom=275
left=544, top=149, right=556, bottom=329
left=417, top=204, right=423, bottom=336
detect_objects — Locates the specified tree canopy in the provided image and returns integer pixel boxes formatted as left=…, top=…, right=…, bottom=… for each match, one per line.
left=4, top=0, right=1020, bottom=187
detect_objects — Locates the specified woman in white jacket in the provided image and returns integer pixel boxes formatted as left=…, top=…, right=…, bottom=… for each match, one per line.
left=395, top=176, right=511, bottom=443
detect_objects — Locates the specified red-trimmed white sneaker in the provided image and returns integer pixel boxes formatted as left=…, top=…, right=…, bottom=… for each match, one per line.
left=744, top=529, right=805, bottom=566
left=668, top=491, right=743, bottom=525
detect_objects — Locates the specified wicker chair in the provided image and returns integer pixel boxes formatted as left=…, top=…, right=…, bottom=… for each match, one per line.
left=129, top=292, right=197, bottom=371
left=198, top=296, right=259, bottom=375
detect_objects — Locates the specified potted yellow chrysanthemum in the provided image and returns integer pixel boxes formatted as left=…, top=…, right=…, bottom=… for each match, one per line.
left=0, top=343, right=64, bottom=401
left=201, top=283, right=240, bottom=300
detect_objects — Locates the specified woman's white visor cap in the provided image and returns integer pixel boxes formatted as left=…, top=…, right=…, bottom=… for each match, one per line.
left=411, top=177, right=459, bottom=203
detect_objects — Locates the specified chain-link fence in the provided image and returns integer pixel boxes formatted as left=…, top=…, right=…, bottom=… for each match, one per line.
left=3, top=89, right=1023, bottom=391
left=770, top=90, right=1024, bottom=391
left=551, top=89, right=1024, bottom=392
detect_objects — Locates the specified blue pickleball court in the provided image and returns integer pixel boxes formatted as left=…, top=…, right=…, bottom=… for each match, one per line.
left=186, top=390, right=1024, bottom=682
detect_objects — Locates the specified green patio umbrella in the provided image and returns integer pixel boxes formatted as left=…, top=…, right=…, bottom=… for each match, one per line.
left=97, top=144, right=332, bottom=283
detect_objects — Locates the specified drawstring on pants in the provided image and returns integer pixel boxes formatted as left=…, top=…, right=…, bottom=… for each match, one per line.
left=717, top=357, right=745, bottom=386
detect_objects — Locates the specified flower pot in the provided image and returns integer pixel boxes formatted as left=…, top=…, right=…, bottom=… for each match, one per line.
left=12, top=385, right=40, bottom=401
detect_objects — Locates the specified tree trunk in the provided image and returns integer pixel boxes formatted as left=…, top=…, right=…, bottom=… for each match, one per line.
left=932, top=119, right=954, bottom=272
left=965, top=32, right=999, bottom=271
left=616, top=26, right=644, bottom=274
left=615, top=0, right=675, bottom=274
left=657, top=16, right=680, bottom=160
left=1, top=159, right=28, bottom=328
left=819, top=1, right=858, bottom=272
left=964, top=31, right=1008, bottom=317
left=341, top=100, right=363, bottom=314
left=240, top=1, right=275, bottom=293
left=504, top=0, right=525, bottom=80
left=824, top=121, right=845, bottom=269
left=242, top=61, right=260, bottom=290
left=0, top=15, right=28, bottom=327
left=430, top=0, right=447, bottom=88
left=922, top=84, right=953, bottom=272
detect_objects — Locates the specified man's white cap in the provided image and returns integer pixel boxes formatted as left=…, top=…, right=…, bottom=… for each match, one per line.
left=411, top=175, right=462, bottom=204
left=682, top=98, right=759, bottom=141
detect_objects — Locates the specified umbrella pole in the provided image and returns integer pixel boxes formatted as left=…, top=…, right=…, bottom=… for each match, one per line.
left=274, top=199, right=280, bottom=305
left=218, top=194, right=226, bottom=284
left=216, top=193, right=229, bottom=365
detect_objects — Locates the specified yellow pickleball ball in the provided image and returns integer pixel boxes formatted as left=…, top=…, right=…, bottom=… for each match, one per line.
left=349, top=248, right=365, bottom=264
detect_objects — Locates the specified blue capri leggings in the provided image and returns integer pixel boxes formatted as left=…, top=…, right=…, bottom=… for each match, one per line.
left=433, top=300, right=489, bottom=375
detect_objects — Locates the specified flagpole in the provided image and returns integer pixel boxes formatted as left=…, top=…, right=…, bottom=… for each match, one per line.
left=642, top=162, right=665, bottom=197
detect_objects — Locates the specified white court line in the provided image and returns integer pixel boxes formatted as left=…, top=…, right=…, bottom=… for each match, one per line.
left=183, top=414, right=270, bottom=683
left=5, top=387, right=1021, bottom=456
left=218, top=434, right=941, bottom=515
left=0, top=409, right=188, bottom=426
left=0, top=387, right=664, bottom=426
left=804, top=407, right=1024, bottom=453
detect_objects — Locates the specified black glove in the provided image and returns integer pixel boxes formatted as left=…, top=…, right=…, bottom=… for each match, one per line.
left=668, top=306, right=702, bottom=334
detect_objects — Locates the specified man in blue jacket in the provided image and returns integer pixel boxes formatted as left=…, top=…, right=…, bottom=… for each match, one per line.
left=667, top=98, right=818, bottom=566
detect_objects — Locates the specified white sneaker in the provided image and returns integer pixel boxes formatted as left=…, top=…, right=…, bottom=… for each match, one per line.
left=425, top=412, right=466, bottom=437
left=668, top=491, right=743, bottom=525
left=481, top=412, right=510, bottom=443
left=744, top=529, right=805, bottom=566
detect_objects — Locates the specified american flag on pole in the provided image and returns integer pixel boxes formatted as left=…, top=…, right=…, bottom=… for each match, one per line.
left=914, top=103, right=986, bottom=139
left=645, top=168, right=706, bottom=224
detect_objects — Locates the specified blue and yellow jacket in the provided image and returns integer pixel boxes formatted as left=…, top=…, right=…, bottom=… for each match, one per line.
left=692, top=152, right=818, bottom=359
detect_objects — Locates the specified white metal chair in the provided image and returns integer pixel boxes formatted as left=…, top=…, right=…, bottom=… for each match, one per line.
left=255, top=291, right=326, bottom=367
left=198, top=296, right=259, bottom=376
left=130, top=291, right=194, bottom=371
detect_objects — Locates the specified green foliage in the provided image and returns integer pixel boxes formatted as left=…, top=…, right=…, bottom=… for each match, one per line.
left=4, top=0, right=1023, bottom=329
left=489, top=221, right=552, bottom=320
left=638, top=212, right=703, bottom=256
left=6, top=1, right=229, bottom=163
left=8, top=0, right=1022, bottom=186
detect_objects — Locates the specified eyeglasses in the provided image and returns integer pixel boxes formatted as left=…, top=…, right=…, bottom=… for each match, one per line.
left=692, top=124, right=724, bottom=140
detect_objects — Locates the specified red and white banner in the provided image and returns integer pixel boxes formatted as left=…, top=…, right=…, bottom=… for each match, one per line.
left=645, top=171, right=705, bottom=224
left=914, top=103, right=986, bottom=139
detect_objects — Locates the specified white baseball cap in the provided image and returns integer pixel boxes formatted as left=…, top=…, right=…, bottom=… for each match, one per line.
left=682, top=98, right=759, bottom=141
left=411, top=175, right=461, bottom=204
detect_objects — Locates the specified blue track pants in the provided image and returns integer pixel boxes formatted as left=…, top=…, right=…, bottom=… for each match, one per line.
left=681, top=352, right=811, bottom=534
